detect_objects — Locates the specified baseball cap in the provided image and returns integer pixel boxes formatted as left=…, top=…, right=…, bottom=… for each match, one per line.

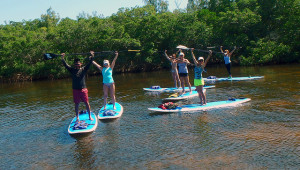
left=198, top=57, right=204, bottom=61
left=103, top=60, right=109, bottom=65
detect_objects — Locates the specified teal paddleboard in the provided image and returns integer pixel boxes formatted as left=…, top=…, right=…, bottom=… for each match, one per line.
left=98, top=102, right=123, bottom=119
left=149, top=98, right=251, bottom=112
left=68, top=112, right=98, bottom=135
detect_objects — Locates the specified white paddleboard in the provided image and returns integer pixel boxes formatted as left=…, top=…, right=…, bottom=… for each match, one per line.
left=143, top=85, right=215, bottom=92
left=148, top=98, right=251, bottom=112
left=163, top=89, right=206, bottom=101
left=98, top=102, right=123, bottom=119
left=204, top=76, right=264, bottom=81
left=68, top=112, right=98, bottom=135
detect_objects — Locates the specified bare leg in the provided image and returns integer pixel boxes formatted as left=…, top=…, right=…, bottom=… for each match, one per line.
left=103, top=85, right=109, bottom=109
left=185, top=76, right=192, bottom=93
left=196, top=86, right=203, bottom=104
left=199, top=85, right=206, bottom=105
left=84, top=101, right=93, bottom=121
left=180, top=76, right=185, bottom=94
left=175, top=71, right=181, bottom=88
left=75, top=103, right=80, bottom=122
left=172, top=72, right=177, bottom=88
left=109, top=83, right=116, bottom=109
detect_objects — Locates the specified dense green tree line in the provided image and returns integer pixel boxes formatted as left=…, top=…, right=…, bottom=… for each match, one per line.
left=0, top=0, right=299, bottom=81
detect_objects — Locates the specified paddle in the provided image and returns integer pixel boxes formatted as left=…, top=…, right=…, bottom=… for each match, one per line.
left=43, top=52, right=99, bottom=60
left=176, top=45, right=190, bottom=50
left=44, top=50, right=140, bottom=60
left=177, top=45, right=224, bottom=54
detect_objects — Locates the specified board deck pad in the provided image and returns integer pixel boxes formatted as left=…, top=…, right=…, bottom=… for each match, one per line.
left=148, top=98, right=251, bottom=112
left=143, top=85, right=215, bottom=92
left=163, top=89, right=206, bottom=101
left=204, top=76, right=264, bottom=81
left=98, top=102, right=123, bottom=119
left=68, top=112, right=98, bottom=135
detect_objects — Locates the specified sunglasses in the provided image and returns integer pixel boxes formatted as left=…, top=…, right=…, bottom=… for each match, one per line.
left=199, top=60, right=204, bottom=62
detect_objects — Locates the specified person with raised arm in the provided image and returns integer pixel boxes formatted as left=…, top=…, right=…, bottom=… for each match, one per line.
left=91, top=51, right=118, bottom=110
left=191, top=49, right=212, bottom=105
left=176, top=50, right=192, bottom=94
left=61, top=52, right=94, bottom=122
left=220, top=46, right=236, bottom=78
left=164, top=50, right=181, bottom=88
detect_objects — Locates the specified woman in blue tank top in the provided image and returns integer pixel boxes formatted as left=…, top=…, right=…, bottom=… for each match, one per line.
left=176, top=50, right=192, bottom=94
left=91, top=51, right=119, bottom=110
left=191, top=49, right=212, bottom=105
left=220, top=46, right=236, bottom=78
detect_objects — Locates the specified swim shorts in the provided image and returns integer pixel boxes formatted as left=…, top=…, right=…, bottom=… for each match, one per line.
left=179, top=73, right=188, bottom=77
left=194, top=79, right=204, bottom=86
left=73, top=88, right=89, bottom=104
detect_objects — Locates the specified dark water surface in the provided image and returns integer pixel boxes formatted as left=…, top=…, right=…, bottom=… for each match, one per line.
left=0, top=64, right=299, bottom=169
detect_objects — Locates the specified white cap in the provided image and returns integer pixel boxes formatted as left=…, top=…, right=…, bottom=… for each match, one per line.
left=179, top=52, right=184, bottom=56
left=198, top=57, right=204, bottom=60
left=103, top=60, right=109, bottom=65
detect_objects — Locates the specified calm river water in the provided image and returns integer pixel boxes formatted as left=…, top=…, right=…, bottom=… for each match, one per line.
left=0, top=64, right=299, bottom=169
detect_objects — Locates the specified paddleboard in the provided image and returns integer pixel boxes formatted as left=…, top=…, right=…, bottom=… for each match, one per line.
left=163, top=89, right=206, bottom=101
left=143, top=85, right=215, bottom=92
left=68, top=111, right=98, bottom=135
left=204, top=76, right=264, bottom=81
left=98, top=102, right=123, bottom=119
left=148, top=98, right=251, bottom=112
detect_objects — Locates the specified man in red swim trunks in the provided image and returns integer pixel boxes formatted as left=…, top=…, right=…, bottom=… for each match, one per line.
left=61, top=52, right=94, bottom=122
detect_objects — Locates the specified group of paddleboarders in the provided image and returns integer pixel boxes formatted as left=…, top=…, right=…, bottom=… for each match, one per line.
left=61, top=46, right=236, bottom=122
left=164, top=46, right=236, bottom=105
left=61, top=51, right=118, bottom=123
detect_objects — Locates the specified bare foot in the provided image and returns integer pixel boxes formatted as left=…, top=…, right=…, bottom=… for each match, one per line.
left=89, top=117, right=94, bottom=121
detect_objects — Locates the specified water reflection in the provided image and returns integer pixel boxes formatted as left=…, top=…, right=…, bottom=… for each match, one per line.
left=73, top=136, right=96, bottom=169
left=0, top=64, right=299, bottom=169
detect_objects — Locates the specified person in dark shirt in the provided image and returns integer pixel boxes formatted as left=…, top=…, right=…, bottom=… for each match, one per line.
left=61, top=52, right=94, bottom=122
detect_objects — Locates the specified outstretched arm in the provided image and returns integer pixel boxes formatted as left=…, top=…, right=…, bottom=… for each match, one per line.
left=220, top=46, right=224, bottom=53
left=229, top=46, right=237, bottom=56
left=91, top=51, right=102, bottom=71
left=164, top=50, right=172, bottom=62
left=110, top=51, right=118, bottom=70
left=190, top=48, right=198, bottom=65
left=61, top=53, right=72, bottom=72
left=84, top=51, right=94, bottom=71
left=92, top=61, right=102, bottom=71
left=203, top=50, right=212, bottom=68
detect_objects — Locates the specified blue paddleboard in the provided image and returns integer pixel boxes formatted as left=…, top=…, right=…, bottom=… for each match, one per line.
left=98, top=102, right=123, bottom=119
left=143, top=85, right=215, bottom=92
left=204, top=76, right=264, bottom=81
left=68, top=112, right=98, bottom=135
left=163, top=89, right=206, bottom=101
left=148, top=98, right=251, bottom=112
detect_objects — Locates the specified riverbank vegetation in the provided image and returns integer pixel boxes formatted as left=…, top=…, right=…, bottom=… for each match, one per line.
left=0, top=0, right=299, bottom=82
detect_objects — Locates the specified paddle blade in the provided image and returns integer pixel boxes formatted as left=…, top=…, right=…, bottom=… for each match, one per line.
left=176, top=45, right=189, bottom=49
left=44, top=53, right=59, bottom=60
left=128, top=50, right=140, bottom=52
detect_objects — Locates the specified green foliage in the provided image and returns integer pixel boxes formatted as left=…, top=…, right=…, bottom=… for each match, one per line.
left=0, top=1, right=299, bottom=81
